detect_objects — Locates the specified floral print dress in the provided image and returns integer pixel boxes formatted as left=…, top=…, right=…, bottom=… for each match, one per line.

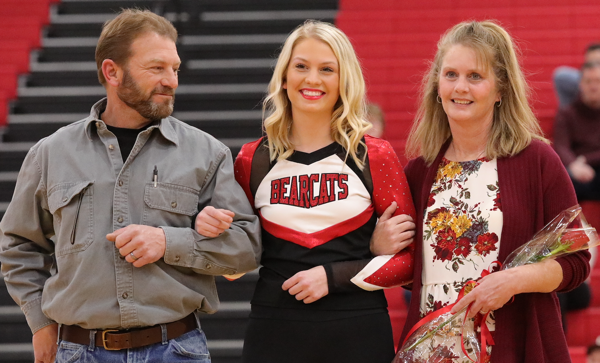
left=419, top=157, right=502, bottom=360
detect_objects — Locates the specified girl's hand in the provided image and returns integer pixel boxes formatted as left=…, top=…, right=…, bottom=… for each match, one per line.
left=282, top=266, right=329, bottom=304
left=195, top=206, right=235, bottom=237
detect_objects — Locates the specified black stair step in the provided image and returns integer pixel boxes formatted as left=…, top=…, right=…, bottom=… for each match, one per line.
left=0, top=306, right=32, bottom=344
left=12, top=91, right=264, bottom=114
left=0, top=343, right=34, bottom=363
left=0, top=179, right=15, bottom=202
left=46, top=23, right=104, bottom=38
left=0, top=145, right=29, bottom=173
left=38, top=45, right=96, bottom=63
left=180, top=19, right=334, bottom=37
left=26, top=67, right=272, bottom=87
left=181, top=41, right=283, bottom=60
left=56, top=0, right=336, bottom=15
left=0, top=279, right=16, bottom=307
left=171, top=0, right=337, bottom=12
left=199, top=303, right=249, bottom=340
left=38, top=35, right=284, bottom=63
left=55, top=1, right=169, bottom=16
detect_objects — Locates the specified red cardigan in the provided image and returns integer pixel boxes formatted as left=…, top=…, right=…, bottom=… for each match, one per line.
left=401, top=140, right=590, bottom=363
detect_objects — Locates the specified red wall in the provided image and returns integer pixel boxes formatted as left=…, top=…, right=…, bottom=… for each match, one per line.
left=337, top=0, right=600, bottom=162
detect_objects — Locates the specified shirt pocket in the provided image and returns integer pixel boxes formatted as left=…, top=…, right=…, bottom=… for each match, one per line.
left=47, top=181, right=94, bottom=256
left=143, top=182, right=199, bottom=228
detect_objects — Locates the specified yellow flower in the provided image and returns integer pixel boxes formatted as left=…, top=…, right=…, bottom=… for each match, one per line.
left=442, top=162, right=463, bottom=180
left=451, top=214, right=472, bottom=237
left=430, top=210, right=455, bottom=233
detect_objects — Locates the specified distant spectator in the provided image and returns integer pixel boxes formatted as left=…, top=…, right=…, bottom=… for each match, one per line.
left=588, top=344, right=600, bottom=363
left=553, top=58, right=600, bottom=202
left=553, top=43, right=600, bottom=108
left=366, top=103, right=386, bottom=138
left=554, top=44, right=600, bottom=333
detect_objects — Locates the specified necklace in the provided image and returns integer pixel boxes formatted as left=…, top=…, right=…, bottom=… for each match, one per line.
left=450, top=142, right=486, bottom=161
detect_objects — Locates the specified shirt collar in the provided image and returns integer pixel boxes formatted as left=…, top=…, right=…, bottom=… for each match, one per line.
left=84, top=98, right=179, bottom=145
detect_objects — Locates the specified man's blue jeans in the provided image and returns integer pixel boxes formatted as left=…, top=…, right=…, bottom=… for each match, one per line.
left=56, top=327, right=211, bottom=363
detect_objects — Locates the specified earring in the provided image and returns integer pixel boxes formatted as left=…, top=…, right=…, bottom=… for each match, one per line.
left=437, top=95, right=442, bottom=104
left=496, top=99, right=502, bottom=107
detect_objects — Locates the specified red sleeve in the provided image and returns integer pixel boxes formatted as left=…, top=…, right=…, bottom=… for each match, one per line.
left=233, top=138, right=263, bottom=209
left=365, top=135, right=416, bottom=220
left=348, top=136, right=416, bottom=291
left=537, top=142, right=592, bottom=292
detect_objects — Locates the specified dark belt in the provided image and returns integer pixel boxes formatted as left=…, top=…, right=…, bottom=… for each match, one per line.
left=59, top=314, right=197, bottom=351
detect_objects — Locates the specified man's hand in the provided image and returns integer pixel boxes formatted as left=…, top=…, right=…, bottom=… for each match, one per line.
left=370, top=202, right=415, bottom=256
left=33, top=323, right=57, bottom=363
left=282, top=266, right=329, bottom=304
left=195, top=206, right=235, bottom=238
left=106, top=225, right=166, bottom=267
left=569, top=155, right=595, bottom=183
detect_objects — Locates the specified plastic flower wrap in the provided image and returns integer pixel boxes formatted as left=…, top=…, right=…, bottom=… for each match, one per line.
left=394, top=205, right=599, bottom=363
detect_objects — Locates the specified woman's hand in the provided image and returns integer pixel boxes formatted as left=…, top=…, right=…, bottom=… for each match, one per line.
left=370, top=202, right=415, bottom=256
left=450, top=269, right=518, bottom=318
left=282, top=266, right=329, bottom=304
left=451, top=259, right=563, bottom=318
left=195, top=206, right=235, bottom=238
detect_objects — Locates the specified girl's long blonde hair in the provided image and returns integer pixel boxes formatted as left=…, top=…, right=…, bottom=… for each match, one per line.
left=405, top=20, right=548, bottom=165
left=263, top=20, right=371, bottom=169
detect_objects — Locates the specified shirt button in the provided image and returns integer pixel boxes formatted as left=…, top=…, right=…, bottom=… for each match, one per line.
left=108, top=144, right=115, bottom=150
left=96, top=122, right=101, bottom=128
left=62, top=197, right=68, bottom=203
left=117, top=216, right=123, bottom=223
left=174, top=255, right=180, bottom=262
left=122, top=292, right=128, bottom=299
left=118, top=180, right=123, bottom=186
left=171, top=202, right=177, bottom=208
left=206, top=263, right=212, bottom=269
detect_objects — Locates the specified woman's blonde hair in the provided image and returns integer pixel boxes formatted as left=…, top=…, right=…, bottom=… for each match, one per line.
left=405, top=20, right=548, bottom=164
left=263, top=20, right=371, bottom=168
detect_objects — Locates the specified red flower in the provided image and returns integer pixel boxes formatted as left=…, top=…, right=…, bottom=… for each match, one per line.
left=562, top=230, right=590, bottom=252
left=475, top=233, right=498, bottom=256
left=432, top=229, right=456, bottom=262
left=455, top=237, right=471, bottom=257
left=428, top=193, right=436, bottom=207
left=492, top=191, right=502, bottom=211
left=432, top=300, right=449, bottom=312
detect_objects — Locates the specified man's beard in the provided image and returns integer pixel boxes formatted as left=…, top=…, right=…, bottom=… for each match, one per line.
left=117, top=70, right=175, bottom=121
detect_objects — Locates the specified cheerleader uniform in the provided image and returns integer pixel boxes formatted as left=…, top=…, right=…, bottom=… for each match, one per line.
left=234, top=136, right=415, bottom=363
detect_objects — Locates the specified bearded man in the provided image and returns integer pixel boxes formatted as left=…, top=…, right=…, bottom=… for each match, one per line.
left=0, top=9, right=261, bottom=363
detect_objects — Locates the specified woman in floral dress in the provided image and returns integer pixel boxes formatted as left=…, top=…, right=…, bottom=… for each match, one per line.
left=385, top=21, right=591, bottom=362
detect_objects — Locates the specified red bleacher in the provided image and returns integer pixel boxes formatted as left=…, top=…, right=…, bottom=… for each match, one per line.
left=0, top=0, right=54, bottom=127
left=338, top=1, right=600, bottom=360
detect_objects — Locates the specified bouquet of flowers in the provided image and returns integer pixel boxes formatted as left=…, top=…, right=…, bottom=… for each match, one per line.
left=393, top=205, right=599, bottom=363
